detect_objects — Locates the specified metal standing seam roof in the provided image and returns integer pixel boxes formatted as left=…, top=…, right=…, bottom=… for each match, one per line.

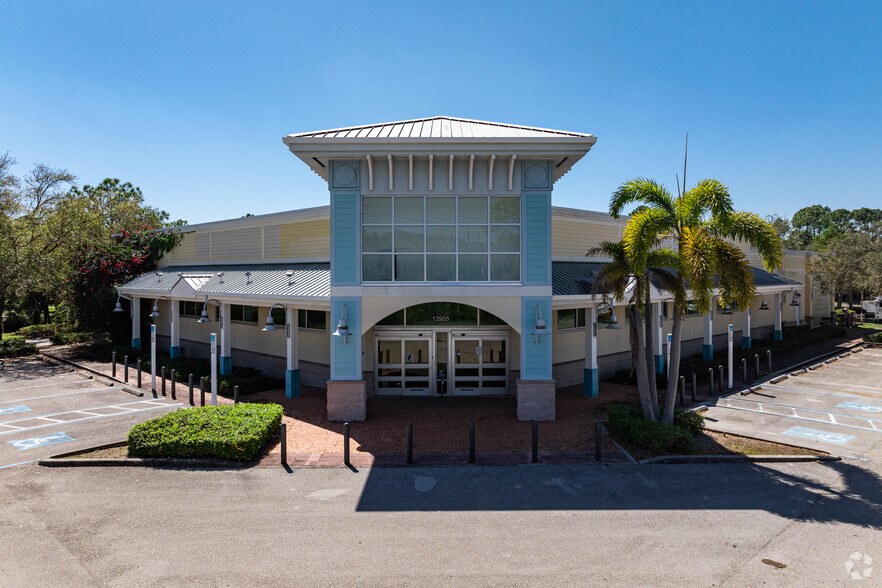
left=286, top=116, right=594, bottom=140
left=118, top=263, right=331, bottom=298
left=551, top=261, right=803, bottom=297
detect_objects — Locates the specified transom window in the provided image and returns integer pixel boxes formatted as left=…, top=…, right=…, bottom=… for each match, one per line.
left=361, top=196, right=520, bottom=283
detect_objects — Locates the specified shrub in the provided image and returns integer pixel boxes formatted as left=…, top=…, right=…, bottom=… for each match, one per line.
left=50, top=332, right=106, bottom=345
left=1, top=312, right=28, bottom=333
left=17, top=324, right=55, bottom=338
left=128, top=403, right=284, bottom=461
left=0, top=337, right=38, bottom=358
left=864, top=331, right=882, bottom=343
left=673, top=409, right=705, bottom=436
left=606, top=404, right=693, bottom=454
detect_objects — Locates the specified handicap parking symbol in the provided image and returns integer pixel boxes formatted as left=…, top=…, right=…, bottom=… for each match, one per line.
left=782, top=426, right=855, bottom=446
left=836, top=401, right=882, bottom=413
left=8, top=432, right=75, bottom=451
left=0, top=405, right=31, bottom=416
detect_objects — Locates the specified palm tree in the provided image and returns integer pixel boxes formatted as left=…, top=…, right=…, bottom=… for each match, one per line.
left=589, top=240, right=678, bottom=421
left=610, top=178, right=782, bottom=424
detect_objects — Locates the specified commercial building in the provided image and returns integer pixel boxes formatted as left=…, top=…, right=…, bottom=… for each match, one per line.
left=118, top=117, right=829, bottom=421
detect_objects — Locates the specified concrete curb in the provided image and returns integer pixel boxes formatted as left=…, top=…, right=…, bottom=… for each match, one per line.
left=39, top=457, right=246, bottom=469
left=39, top=351, right=145, bottom=396
left=639, top=454, right=840, bottom=464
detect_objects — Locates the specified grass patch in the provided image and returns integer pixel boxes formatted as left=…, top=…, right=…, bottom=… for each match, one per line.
left=0, top=336, right=38, bottom=358
left=128, top=403, right=283, bottom=461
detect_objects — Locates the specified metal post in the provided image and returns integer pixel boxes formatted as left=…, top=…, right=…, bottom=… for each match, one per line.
left=200, top=376, right=205, bottom=406
left=679, top=375, right=685, bottom=406
left=343, top=422, right=350, bottom=466
left=280, top=422, right=287, bottom=466
left=741, top=358, right=747, bottom=385
left=691, top=372, right=697, bottom=402
left=406, top=423, right=413, bottom=465
left=767, top=350, right=772, bottom=374
left=755, top=354, right=760, bottom=380
left=188, top=374, right=194, bottom=406
left=170, top=369, right=176, bottom=400
left=708, top=368, right=714, bottom=396
left=531, top=421, right=538, bottom=463
left=124, top=355, right=129, bottom=383
left=718, top=366, right=724, bottom=395
left=112, top=351, right=117, bottom=378
left=468, top=421, right=475, bottom=464
left=234, top=385, right=239, bottom=405
left=137, top=359, right=142, bottom=388
left=594, top=420, right=602, bottom=462
left=161, top=366, right=166, bottom=396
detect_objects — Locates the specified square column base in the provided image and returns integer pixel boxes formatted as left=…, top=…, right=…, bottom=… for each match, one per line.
left=741, top=336, right=751, bottom=350
left=654, top=355, right=664, bottom=374
left=286, top=369, right=300, bottom=399
left=169, top=346, right=181, bottom=359
left=516, top=380, right=556, bottom=421
left=131, top=338, right=141, bottom=350
left=702, top=344, right=714, bottom=361
left=583, top=369, right=599, bottom=398
left=773, top=330, right=783, bottom=341
left=219, top=355, right=232, bottom=376
left=327, top=380, right=366, bottom=422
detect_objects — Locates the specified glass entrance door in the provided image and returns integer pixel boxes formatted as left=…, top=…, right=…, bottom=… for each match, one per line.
left=375, top=337, right=431, bottom=396
left=451, top=336, right=508, bottom=395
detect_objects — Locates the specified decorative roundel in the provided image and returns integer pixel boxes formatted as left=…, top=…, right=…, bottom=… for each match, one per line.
left=525, top=163, right=549, bottom=187
left=333, top=163, right=357, bottom=187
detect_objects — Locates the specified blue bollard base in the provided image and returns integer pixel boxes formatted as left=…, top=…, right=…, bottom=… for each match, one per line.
left=741, top=336, right=751, bottom=350
left=773, top=330, right=783, bottom=341
left=654, top=354, right=665, bottom=374
left=583, top=368, right=599, bottom=397
left=131, top=338, right=141, bottom=350
left=286, top=369, right=301, bottom=398
left=219, top=355, right=232, bottom=376
left=702, top=344, right=714, bottom=361
left=169, top=346, right=181, bottom=359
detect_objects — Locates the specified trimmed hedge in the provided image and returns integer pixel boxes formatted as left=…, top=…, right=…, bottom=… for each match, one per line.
left=16, top=324, right=55, bottom=338
left=50, top=332, right=107, bottom=345
left=606, top=404, right=703, bottom=454
left=0, top=336, right=38, bottom=358
left=863, top=330, right=882, bottom=343
left=128, top=403, right=284, bottom=460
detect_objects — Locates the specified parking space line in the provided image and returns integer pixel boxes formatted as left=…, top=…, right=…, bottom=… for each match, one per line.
left=0, top=377, right=81, bottom=392
left=0, top=387, right=122, bottom=405
left=0, top=398, right=178, bottom=427
left=715, top=403, right=882, bottom=433
left=790, top=378, right=881, bottom=393
left=721, top=396, right=882, bottom=424
left=0, top=404, right=179, bottom=436
left=762, top=383, right=864, bottom=400
left=0, top=459, right=41, bottom=470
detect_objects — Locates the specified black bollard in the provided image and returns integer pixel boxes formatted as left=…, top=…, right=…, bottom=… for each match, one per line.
left=595, top=420, right=602, bottom=462
left=112, top=351, right=117, bottom=378
left=406, top=423, right=413, bottom=465
left=767, top=350, right=772, bottom=374
left=679, top=375, right=685, bottom=406
left=531, top=421, right=538, bottom=463
left=708, top=368, right=714, bottom=396
left=280, top=422, right=287, bottom=466
left=718, top=366, right=724, bottom=394
left=137, top=360, right=142, bottom=388
left=755, top=354, right=760, bottom=380
left=188, top=374, right=194, bottom=406
left=468, top=421, right=475, bottom=464
left=200, top=377, right=205, bottom=406
left=234, top=385, right=239, bottom=405
left=161, top=366, right=166, bottom=396
left=691, top=372, right=697, bottom=402
left=741, top=358, right=747, bottom=385
left=124, top=355, right=129, bottom=383
left=343, top=422, right=350, bottom=466
left=170, top=369, right=176, bottom=400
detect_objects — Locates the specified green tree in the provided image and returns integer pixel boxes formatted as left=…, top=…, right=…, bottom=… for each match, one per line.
left=807, top=231, right=882, bottom=310
left=610, top=178, right=782, bottom=424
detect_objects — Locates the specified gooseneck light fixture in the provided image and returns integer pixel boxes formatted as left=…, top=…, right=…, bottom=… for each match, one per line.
left=332, top=303, right=352, bottom=344
left=150, top=296, right=171, bottom=318
left=759, top=297, right=770, bottom=311
left=790, top=290, right=801, bottom=307
left=197, top=296, right=222, bottom=323
left=531, top=303, right=549, bottom=344
left=597, top=303, right=620, bottom=330
left=263, top=303, right=287, bottom=333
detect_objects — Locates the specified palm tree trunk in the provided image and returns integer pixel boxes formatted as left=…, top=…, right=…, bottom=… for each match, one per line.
left=643, top=285, right=660, bottom=420
left=663, top=304, right=684, bottom=424
left=630, top=303, right=656, bottom=421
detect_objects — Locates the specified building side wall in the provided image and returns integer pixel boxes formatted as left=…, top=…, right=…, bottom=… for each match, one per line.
left=551, top=218, right=623, bottom=258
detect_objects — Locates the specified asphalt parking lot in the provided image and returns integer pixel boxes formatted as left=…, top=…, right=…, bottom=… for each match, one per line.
left=703, top=346, right=882, bottom=460
left=0, top=356, right=181, bottom=469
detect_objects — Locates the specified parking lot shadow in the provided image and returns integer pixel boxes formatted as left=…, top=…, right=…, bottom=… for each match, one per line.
left=355, top=460, right=882, bottom=529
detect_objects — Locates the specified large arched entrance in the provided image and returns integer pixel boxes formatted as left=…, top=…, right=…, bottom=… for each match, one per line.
left=373, top=302, right=510, bottom=397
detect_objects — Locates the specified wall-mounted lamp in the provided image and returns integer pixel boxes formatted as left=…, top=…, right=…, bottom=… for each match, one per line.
left=598, top=303, right=620, bottom=329
left=531, top=303, right=549, bottom=344
left=150, top=296, right=170, bottom=318
left=790, top=290, right=801, bottom=307
left=332, top=303, right=352, bottom=344
left=263, top=303, right=287, bottom=333
left=198, top=296, right=221, bottom=323
left=759, top=297, right=770, bottom=311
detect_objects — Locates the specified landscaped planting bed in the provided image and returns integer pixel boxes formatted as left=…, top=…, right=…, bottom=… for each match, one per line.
left=128, top=403, right=284, bottom=461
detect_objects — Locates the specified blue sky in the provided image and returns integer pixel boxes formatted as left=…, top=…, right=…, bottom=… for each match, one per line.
left=2, top=1, right=880, bottom=225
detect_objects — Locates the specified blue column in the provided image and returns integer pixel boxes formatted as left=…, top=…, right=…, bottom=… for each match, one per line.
left=583, top=368, right=599, bottom=397
left=286, top=369, right=301, bottom=398
left=654, top=354, right=665, bottom=374
left=521, top=297, right=552, bottom=380
left=702, top=345, right=713, bottom=361
left=219, top=356, right=232, bottom=375
left=774, top=330, right=782, bottom=341
left=741, top=336, right=752, bottom=350
left=131, top=338, right=141, bottom=350
left=330, top=298, right=362, bottom=380
left=170, top=346, right=181, bottom=358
